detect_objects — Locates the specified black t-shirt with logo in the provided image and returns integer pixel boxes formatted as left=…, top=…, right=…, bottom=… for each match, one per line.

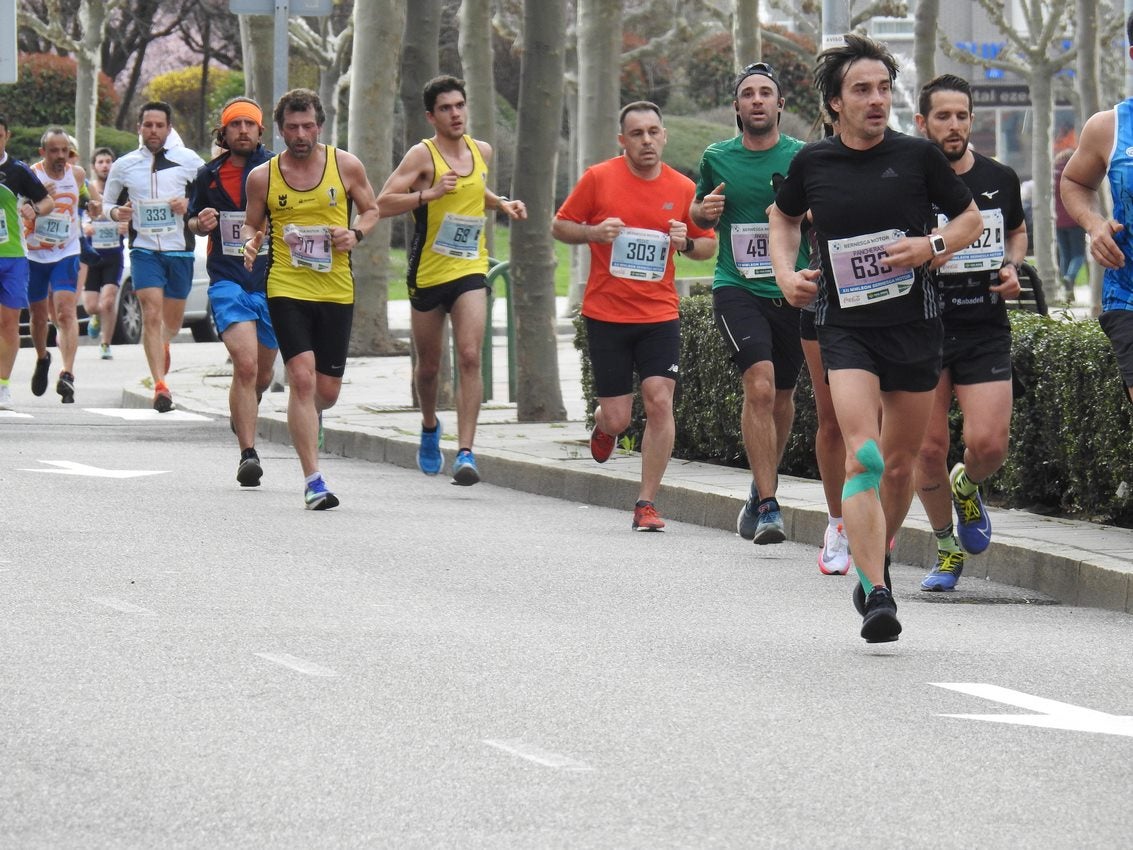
left=933, top=151, right=1025, bottom=332
left=776, top=129, right=973, bottom=328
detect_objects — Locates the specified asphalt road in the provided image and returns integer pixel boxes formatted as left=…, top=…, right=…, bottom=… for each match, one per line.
left=2, top=341, right=1133, bottom=848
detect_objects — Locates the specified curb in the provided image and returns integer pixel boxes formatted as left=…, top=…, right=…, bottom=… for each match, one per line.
left=123, top=384, right=1133, bottom=615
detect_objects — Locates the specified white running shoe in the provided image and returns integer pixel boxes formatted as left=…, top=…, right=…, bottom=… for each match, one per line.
left=0, top=384, right=11, bottom=409
left=818, top=523, right=851, bottom=575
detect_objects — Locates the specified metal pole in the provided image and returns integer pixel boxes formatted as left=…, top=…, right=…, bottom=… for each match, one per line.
left=1127, top=0, right=1133, bottom=98
left=821, top=0, right=850, bottom=52
left=273, top=0, right=289, bottom=151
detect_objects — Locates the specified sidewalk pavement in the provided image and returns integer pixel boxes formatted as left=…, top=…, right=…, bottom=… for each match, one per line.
left=123, top=294, right=1133, bottom=615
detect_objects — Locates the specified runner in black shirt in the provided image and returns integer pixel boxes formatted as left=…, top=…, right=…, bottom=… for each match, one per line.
left=770, top=34, right=982, bottom=643
left=912, top=74, right=1027, bottom=593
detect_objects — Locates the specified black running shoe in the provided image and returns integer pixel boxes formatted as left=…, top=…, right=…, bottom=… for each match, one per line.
left=236, top=451, right=263, bottom=487
left=853, top=554, right=891, bottom=616
left=31, top=352, right=51, bottom=396
left=56, top=371, right=75, bottom=404
left=860, top=586, right=902, bottom=643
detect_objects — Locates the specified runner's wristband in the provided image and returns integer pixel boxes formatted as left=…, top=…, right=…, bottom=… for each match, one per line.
left=352, top=228, right=364, bottom=243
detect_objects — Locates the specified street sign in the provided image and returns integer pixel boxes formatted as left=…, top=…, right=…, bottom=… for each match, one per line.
left=0, top=0, right=16, bottom=85
left=229, top=0, right=332, bottom=14
left=972, top=84, right=1072, bottom=108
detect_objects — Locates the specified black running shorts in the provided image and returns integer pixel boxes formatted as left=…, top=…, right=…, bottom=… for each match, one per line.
left=584, top=316, right=681, bottom=398
left=1099, top=309, right=1133, bottom=402
left=268, top=296, right=353, bottom=378
left=712, top=285, right=803, bottom=389
left=942, top=328, right=1012, bottom=385
left=817, top=318, right=943, bottom=393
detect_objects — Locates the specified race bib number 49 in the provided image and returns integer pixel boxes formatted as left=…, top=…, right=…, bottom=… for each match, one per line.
left=730, top=222, right=771, bottom=279
left=609, top=227, right=671, bottom=282
left=828, top=229, right=914, bottom=308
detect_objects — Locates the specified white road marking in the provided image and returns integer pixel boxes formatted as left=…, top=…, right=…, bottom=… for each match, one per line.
left=932, top=683, right=1133, bottom=737
left=255, top=653, right=340, bottom=678
left=19, top=460, right=165, bottom=478
left=483, top=738, right=594, bottom=770
left=0, top=410, right=33, bottom=418
left=90, top=596, right=156, bottom=615
left=86, top=408, right=212, bottom=422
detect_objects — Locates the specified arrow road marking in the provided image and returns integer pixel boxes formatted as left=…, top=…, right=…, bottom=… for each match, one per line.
left=86, top=408, right=212, bottom=422
left=19, top=460, right=165, bottom=479
left=484, top=738, right=594, bottom=770
left=932, top=683, right=1133, bottom=737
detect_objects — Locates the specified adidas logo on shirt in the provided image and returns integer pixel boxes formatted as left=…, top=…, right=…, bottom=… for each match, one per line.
left=881, top=167, right=899, bottom=179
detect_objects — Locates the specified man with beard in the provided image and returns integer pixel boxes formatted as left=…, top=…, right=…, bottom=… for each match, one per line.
left=189, top=97, right=276, bottom=488
left=691, top=62, right=811, bottom=548
left=770, top=36, right=981, bottom=641
left=913, top=74, right=1026, bottom=592
left=377, top=75, right=527, bottom=487
left=103, top=102, right=205, bottom=411
left=241, top=88, right=379, bottom=510
left=25, top=126, right=97, bottom=403
left=554, top=101, right=716, bottom=531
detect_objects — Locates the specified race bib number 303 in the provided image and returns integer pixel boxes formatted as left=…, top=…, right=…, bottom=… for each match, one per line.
left=609, top=227, right=671, bottom=282
left=828, top=229, right=914, bottom=308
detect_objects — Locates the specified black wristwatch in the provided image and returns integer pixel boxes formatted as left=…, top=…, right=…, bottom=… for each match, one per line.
left=680, top=236, right=693, bottom=255
left=352, top=228, right=364, bottom=243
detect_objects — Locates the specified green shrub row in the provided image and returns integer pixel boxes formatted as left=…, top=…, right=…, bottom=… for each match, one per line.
left=5, top=125, right=140, bottom=166
left=575, top=296, right=1133, bottom=526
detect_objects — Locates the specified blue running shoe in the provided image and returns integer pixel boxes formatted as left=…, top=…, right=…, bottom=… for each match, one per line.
left=452, top=449, right=480, bottom=486
left=950, top=463, right=991, bottom=554
left=735, top=482, right=760, bottom=540
left=751, top=499, right=785, bottom=545
left=417, top=419, right=443, bottom=475
left=921, top=549, right=965, bottom=592
left=304, top=475, right=339, bottom=510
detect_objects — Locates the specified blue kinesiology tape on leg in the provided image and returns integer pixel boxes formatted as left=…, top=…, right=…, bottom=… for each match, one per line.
left=842, top=438, right=884, bottom=501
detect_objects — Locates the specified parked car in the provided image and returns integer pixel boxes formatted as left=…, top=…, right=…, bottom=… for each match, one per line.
left=19, top=237, right=216, bottom=347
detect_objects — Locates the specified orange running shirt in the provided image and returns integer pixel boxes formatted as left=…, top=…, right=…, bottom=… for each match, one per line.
left=556, top=156, right=713, bottom=323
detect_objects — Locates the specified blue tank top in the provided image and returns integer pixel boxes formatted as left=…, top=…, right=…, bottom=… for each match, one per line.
left=1104, top=99, right=1133, bottom=311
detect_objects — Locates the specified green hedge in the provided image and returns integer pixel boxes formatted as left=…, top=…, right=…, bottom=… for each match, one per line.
left=575, top=296, right=1133, bottom=525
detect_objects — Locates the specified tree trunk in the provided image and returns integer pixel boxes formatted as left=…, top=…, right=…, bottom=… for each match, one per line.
left=399, top=0, right=448, bottom=406
left=239, top=14, right=274, bottom=108
left=459, top=0, right=496, bottom=253
left=732, top=0, right=760, bottom=65
left=512, top=0, right=567, bottom=421
left=913, top=0, right=938, bottom=97
left=75, top=0, right=106, bottom=165
left=318, top=68, right=339, bottom=148
left=348, top=0, right=405, bottom=357
left=1029, top=66, right=1058, bottom=290
left=569, top=0, right=621, bottom=313
left=199, top=15, right=211, bottom=152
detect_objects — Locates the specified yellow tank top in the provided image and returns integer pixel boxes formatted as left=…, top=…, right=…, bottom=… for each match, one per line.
left=408, top=135, right=489, bottom=288
left=265, top=145, right=353, bottom=303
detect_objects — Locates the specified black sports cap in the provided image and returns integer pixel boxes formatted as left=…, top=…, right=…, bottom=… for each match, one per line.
left=733, top=62, right=783, bottom=129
